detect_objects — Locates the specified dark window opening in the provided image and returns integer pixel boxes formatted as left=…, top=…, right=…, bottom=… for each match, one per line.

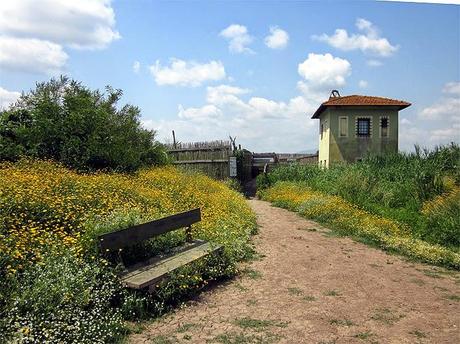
left=357, top=118, right=371, bottom=137
left=381, top=117, right=389, bottom=138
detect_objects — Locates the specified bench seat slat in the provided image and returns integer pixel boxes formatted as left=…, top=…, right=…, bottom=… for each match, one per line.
left=121, top=242, right=222, bottom=289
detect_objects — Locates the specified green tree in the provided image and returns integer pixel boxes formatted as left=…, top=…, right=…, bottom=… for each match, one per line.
left=0, top=76, right=167, bottom=171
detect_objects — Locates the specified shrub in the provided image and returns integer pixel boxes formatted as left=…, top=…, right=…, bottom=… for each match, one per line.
left=222, top=178, right=242, bottom=193
left=0, top=251, right=125, bottom=344
left=0, top=76, right=168, bottom=172
left=421, top=187, right=460, bottom=248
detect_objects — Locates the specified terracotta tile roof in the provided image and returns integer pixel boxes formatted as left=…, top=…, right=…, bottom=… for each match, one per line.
left=311, top=95, right=411, bottom=119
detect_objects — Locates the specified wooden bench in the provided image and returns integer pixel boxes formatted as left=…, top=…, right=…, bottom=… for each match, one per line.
left=98, top=208, right=222, bottom=292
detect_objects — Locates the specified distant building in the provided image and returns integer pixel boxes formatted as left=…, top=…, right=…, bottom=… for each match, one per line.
left=311, top=91, right=411, bottom=167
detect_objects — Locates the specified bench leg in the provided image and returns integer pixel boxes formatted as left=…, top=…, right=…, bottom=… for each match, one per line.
left=185, top=225, right=193, bottom=243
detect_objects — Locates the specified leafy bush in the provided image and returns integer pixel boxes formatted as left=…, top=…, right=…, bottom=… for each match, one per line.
left=0, top=160, right=257, bottom=342
left=0, top=76, right=168, bottom=172
left=260, top=182, right=460, bottom=269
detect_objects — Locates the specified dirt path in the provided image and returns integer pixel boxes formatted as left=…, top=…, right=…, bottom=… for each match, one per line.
left=130, top=200, right=460, bottom=344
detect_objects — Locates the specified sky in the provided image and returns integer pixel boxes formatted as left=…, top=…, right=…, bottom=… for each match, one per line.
left=0, top=0, right=459, bottom=153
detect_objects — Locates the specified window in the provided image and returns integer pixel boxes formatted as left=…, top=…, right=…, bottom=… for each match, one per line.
left=380, top=117, right=389, bottom=138
left=357, top=118, right=371, bottom=137
left=320, top=124, right=324, bottom=140
left=339, top=117, right=348, bottom=137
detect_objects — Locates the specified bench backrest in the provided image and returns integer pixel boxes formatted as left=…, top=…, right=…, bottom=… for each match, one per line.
left=98, top=208, right=201, bottom=251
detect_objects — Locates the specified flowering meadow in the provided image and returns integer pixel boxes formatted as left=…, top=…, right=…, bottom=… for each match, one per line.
left=0, top=160, right=256, bottom=343
left=258, top=144, right=460, bottom=269
left=260, top=182, right=460, bottom=269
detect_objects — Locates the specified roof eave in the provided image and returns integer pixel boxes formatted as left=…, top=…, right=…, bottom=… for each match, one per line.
left=310, top=104, right=325, bottom=119
left=310, top=102, right=412, bottom=118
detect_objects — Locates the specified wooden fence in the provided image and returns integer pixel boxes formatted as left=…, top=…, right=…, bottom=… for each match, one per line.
left=167, top=141, right=233, bottom=180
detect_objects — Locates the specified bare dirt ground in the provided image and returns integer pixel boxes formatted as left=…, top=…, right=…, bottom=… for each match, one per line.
left=130, top=200, right=460, bottom=344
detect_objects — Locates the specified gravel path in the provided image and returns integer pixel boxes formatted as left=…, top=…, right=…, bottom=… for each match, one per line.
left=130, top=200, right=460, bottom=344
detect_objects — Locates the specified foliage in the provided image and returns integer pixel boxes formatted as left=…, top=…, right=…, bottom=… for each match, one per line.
left=0, top=160, right=257, bottom=342
left=222, top=178, right=242, bottom=192
left=421, top=187, right=460, bottom=247
left=259, top=182, right=460, bottom=269
left=0, top=76, right=168, bottom=172
left=257, top=144, right=460, bottom=248
left=0, top=252, right=125, bottom=344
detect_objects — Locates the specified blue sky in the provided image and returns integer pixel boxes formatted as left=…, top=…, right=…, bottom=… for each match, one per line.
left=0, top=0, right=459, bottom=152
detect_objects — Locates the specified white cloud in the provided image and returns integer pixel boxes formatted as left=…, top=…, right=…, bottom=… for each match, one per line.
left=0, top=0, right=119, bottom=75
left=143, top=81, right=319, bottom=152
left=206, top=85, right=250, bottom=105
left=399, top=81, right=460, bottom=150
left=133, top=61, right=140, bottom=73
left=429, top=128, right=459, bottom=142
left=400, top=118, right=412, bottom=125
left=0, top=36, right=68, bottom=74
left=0, top=86, right=21, bottom=109
left=264, top=26, right=289, bottom=49
left=220, top=24, right=254, bottom=54
left=419, top=82, right=460, bottom=120
left=0, top=0, right=120, bottom=50
left=358, top=80, right=368, bottom=89
left=298, top=53, right=351, bottom=88
left=313, top=18, right=398, bottom=57
left=141, top=52, right=352, bottom=152
left=443, top=81, right=460, bottom=96
left=367, top=59, right=383, bottom=67
left=420, top=98, right=460, bottom=120
left=149, top=59, right=226, bottom=87
left=178, top=104, right=222, bottom=121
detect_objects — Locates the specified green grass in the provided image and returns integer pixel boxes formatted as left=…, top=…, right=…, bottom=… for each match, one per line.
left=409, top=330, right=427, bottom=339
left=287, top=287, right=303, bottom=296
left=149, top=335, right=175, bottom=344
left=234, top=283, right=249, bottom=292
left=354, top=331, right=374, bottom=340
left=445, top=294, right=460, bottom=302
left=419, top=269, right=445, bottom=279
left=242, top=268, right=263, bottom=280
left=324, top=290, right=340, bottom=296
left=258, top=143, right=460, bottom=250
left=329, top=319, right=354, bottom=326
left=247, top=299, right=258, bottom=306
left=410, top=278, right=425, bottom=286
left=214, top=331, right=282, bottom=344
left=370, top=308, right=405, bottom=325
left=176, top=323, right=197, bottom=333
left=234, top=317, right=288, bottom=331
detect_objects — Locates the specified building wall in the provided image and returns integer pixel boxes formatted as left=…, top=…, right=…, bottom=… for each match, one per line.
left=318, top=110, right=330, bottom=167
left=319, top=107, right=399, bottom=165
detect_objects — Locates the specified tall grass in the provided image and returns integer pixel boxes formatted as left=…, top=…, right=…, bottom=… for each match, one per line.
left=258, top=143, right=460, bottom=249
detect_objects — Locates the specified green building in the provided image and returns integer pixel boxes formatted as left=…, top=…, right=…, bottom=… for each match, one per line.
left=312, top=91, right=411, bottom=167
